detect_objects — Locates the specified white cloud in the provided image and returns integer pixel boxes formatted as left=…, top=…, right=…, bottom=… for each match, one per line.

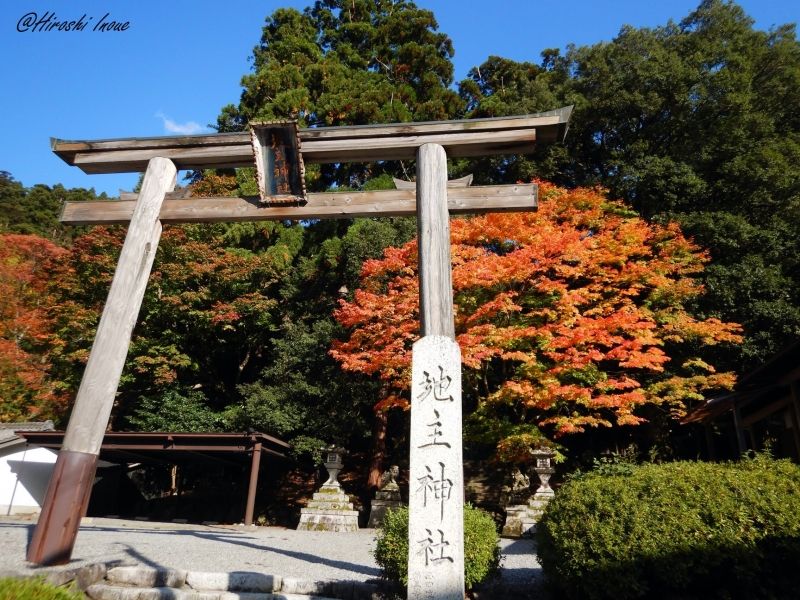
left=155, top=111, right=206, bottom=135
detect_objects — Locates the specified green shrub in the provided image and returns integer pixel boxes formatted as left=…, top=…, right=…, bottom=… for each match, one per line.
left=537, top=455, right=800, bottom=600
left=374, top=504, right=501, bottom=591
left=0, top=577, right=85, bottom=600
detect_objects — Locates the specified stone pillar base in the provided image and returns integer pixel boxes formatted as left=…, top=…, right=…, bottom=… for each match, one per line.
left=367, top=491, right=404, bottom=528
left=297, top=487, right=358, bottom=532
left=501, top=504, right=531, bottom=538
left=501, top=491, right=555, bottom=538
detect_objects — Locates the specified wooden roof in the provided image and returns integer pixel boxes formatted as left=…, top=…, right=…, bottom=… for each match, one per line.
left=18, top=431, right=289, bottom=463
left=681, top=340, right=800, bottom=425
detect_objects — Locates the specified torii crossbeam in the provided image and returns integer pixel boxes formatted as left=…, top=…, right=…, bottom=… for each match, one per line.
left=29, top=108, right=572, bottom=597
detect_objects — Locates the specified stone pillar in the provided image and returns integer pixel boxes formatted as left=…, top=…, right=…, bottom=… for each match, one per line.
left=407, top=336, right=464, bottom=599
left=408, top=143, right=465, bottom=599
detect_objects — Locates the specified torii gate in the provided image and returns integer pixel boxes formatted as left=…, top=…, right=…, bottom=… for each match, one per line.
left=28, top=107, right=571, bottom=598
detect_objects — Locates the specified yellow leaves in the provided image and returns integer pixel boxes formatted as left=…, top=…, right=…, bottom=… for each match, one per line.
left=616, top=413, right=646, bottom=426
left=658, top=312, right=744, bottom=345
left=646, top=371, right=738, bottom=418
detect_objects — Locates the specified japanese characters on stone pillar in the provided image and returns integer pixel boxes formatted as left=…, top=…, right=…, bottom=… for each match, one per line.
left=408, top=338, right=465, bottom=598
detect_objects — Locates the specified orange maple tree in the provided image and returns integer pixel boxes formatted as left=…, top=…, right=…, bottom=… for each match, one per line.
left=0, top=234, right=68, bottom=422
left=331, top=182, right=742, bottom=462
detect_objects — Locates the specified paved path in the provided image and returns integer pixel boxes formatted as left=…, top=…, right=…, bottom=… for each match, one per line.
left=0, top=517, right=544, bottom=594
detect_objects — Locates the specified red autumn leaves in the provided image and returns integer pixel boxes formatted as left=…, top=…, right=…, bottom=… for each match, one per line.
left=331, top=182, right=741, bottom=455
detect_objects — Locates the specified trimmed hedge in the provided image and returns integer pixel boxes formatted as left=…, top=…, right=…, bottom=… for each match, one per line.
left=0, top=577, right=85, bottom=600
left=374, top=504, right=501, bottom=591
left=536, top=455, right=800, bottom=600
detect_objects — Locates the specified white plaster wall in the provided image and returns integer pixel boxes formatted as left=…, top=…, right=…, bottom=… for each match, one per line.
left=0, top=445, right=57, bottom=515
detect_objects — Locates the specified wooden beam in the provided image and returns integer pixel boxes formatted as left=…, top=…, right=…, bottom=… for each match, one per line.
left=244, top=442, right=262, bottom=527
left=62, top=157, right=176, bottom=455
left=66, top=130, right=536, bottom=173
left=732, top=405, right=747, bottom=455
left=60, top=184, right=537, bottom=225
left=51, top=107, right=573, bottom=174
left=28, top=157, right=176, bottom=566
left=416, top=143, right=455, bottom=339
left=741, top=396, right=791, bottom=428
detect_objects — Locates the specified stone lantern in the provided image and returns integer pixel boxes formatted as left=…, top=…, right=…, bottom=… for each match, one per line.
left=501, top=447, right=557, bottom=539
left=297, top=445, right=358, bottom=532
left=531, top=446, right=556, bottom=498
left=322, top=446, right=345, bottom=490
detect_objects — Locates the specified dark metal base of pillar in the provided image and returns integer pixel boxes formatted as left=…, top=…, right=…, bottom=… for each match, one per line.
left=26, top=450, right=98, bottom=566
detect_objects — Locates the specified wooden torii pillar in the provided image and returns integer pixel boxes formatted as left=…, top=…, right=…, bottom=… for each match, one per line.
left=28, top=108, right=572, bottom=591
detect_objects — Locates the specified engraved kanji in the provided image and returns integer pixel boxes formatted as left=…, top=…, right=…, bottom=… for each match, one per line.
left=418, top=528, right=454, bottom=566
left=416, top=462, right=453, bottom=520
left=417, top=365, right=454, bottom=402
left=418, top=409, right=450, bottom=448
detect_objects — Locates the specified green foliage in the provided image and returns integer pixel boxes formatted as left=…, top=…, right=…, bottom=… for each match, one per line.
left=374, top=505, right=501, bottom=591
left=537, top=455, right=800, bottom=599
left=47, top=223, right=301, bottom=430
left=44, top=212, right=408, bottom=451
left=127, top=388, right=222, bottom=432
left=459, top=0, right=800, bottom=370
left=226, top=316, right=376, bottom=449
left=463, top=504, right=504, bottom=588
left=286, top=434, right=326, bottom=462
left=0, top=171, right=102, bottom=244
left=0, top=577, right=84, bottom=600
left=374, top=507, right=409, bottom=586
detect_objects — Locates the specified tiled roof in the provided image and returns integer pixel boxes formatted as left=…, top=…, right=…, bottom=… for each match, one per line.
left=0, top=421, right=55, bottom=447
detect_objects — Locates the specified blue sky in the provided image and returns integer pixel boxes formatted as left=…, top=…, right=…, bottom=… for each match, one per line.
left=0, top=0, right=797, bottom=196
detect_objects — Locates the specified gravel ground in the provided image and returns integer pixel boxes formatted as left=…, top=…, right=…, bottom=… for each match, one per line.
left=0, top=517, right=543, bottom=591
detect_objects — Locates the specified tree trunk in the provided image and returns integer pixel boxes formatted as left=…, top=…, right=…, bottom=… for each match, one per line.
left=367, top=408, right=388, bottom=490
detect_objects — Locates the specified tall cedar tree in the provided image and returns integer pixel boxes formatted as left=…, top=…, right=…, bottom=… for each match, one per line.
left=216, top=0, right=463, bottom=189
left=210, top=0, right=463, bottom=482
left=332, top=183, right=742, bottom=463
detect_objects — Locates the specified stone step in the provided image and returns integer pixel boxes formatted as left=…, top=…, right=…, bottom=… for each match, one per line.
left=299, top=508, right=359, bottom=517
left=304, top=501, right=354, bottom=510
left=107, top=566, right=188, bottom=589
left=310, top=493, right=351, bottom=503
left=86, top=585, right=340, bottom=600
left=107, top=567, right=281, bottom=593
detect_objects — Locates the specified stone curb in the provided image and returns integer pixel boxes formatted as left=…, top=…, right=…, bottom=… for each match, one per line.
left=186, top=571, right=280, bottom=593
left=109, top=566, right=188, bottom=588
left=91, top=566, right=381, bottom=600
left=86, top=584, right=344, bottom=600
